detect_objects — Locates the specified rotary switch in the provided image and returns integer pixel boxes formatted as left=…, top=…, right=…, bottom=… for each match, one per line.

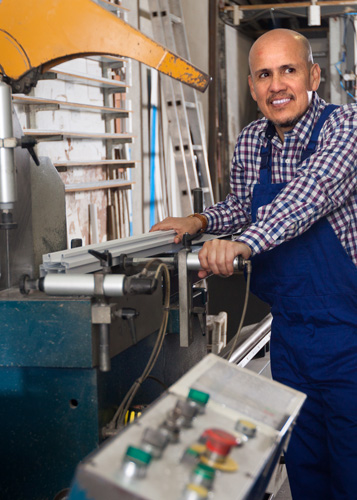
left=235, top=419, right=257, bottom=438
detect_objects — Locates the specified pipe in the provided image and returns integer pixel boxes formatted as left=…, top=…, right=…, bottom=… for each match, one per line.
left=186, top=252, right=247, bottom=272
left=0, top=80, right=16, bottom=210
left=193, top=188, right=204, bottom=213
left=223, top=1, right=357, bottom=11
left=99, top=323, right=110, bottom=372
left=40, top=273, right=126, bottom=297
left=223, top=314, right=272, bottom=364
left=127, top=253, right=247, bottom=272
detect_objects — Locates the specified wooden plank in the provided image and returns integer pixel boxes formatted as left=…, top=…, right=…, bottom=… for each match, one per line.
left=23, top=129, right=134, bottom=142
left=65, top=179, right=134, bottom=193
left=54, top=160, right=137, bottom=168
left=41, top=70, right=129, bottom=91
left=13, top=95, right=132, bottom=116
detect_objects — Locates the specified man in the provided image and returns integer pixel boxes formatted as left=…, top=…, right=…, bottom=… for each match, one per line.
left=151, top=29, right=357, bottom=499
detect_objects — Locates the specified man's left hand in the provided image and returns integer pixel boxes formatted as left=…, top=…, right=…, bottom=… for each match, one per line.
left=198, top=239, right=252, bottom=278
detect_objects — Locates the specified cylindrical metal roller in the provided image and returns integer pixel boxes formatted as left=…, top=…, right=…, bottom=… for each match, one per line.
left=186, top=252, right=246, bottom=272
left=0, top=80, right=16, bottom=209
left=41, top=273, right=126, bottom=297
left=129, top=253, right=247, bottom=273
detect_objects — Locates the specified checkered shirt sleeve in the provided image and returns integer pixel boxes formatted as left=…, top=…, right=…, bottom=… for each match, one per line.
left=203, top=94, right=357, bottom=265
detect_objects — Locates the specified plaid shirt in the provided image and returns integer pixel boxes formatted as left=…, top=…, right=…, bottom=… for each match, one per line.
left=203, top=93, right=357, bottom=266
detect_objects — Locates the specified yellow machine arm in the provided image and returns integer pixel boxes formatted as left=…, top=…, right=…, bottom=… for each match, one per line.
left=0, top=0, right=210, bottom=93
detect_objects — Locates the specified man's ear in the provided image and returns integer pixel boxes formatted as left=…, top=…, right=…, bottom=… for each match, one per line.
left=248, top=75, right=257, bottom=102
left=310, top=63, right=321, bottom=92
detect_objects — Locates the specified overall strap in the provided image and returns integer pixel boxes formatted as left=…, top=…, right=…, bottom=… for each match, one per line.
left=300, top=104, right=339, bottom=161
left=259, top=104, right=339, bottom=184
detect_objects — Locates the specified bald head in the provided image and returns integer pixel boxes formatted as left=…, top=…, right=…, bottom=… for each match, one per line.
left=249, top=29, right=313, bottom=74
left=247, top=28, right=320, bottom=141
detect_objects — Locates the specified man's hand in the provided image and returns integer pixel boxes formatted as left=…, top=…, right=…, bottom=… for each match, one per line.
left=150, top=216, right=203, bottom=244
left=198, top=239, right=252, bottom=278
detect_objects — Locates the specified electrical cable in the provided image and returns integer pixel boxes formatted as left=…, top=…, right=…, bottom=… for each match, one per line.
left=219, top=3, right=355, bottom=30
left=225, top=260, right=252, bottom=361
left=106, top=261, right=170, bottom=432
left=109, top=264, right=169, bottom=430
left=146, top=375, right=169, bottom=391
left=115, top=263, right=169, bottom=427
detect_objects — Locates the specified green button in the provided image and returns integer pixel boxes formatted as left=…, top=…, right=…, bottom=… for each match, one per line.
left=188, top=389, right=210, bottom=405
left=125, top=445, right=152, bottom=465
left=194, top=463, right=215, bottom=479
left=185, top=447, right=200, bottom=458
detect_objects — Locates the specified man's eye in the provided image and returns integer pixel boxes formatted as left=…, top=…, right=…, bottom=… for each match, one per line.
left=285, top=67, right=295, bottom=74
left=259, top=72, right=269, bottom=79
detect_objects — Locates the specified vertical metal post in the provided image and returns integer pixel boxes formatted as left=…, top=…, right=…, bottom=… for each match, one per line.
left=99, top=323, right=111, bottom=372
left=178, top=248, right=193, bottom=347
left=208, top=0, right=218, bottom=201
left=0, top=79, right=17, bottom=288
left=193, top=187, right=203, bottom=213
left=0, top=80, right=16, bottom=211
left=329, top=18, right=345, bottom=105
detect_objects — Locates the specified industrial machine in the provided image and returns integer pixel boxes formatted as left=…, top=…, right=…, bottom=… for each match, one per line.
left=67, top=354, right=305, bottom=500
left=0, top=2, right=214, bottom=498
left=0, top=233, right=216, bottom=499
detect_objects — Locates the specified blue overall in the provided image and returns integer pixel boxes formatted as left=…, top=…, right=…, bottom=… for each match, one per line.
left=249, top=105, right=357, bottom=500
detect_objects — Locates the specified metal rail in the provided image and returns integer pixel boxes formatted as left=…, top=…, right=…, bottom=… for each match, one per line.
left=41, top=230, right=178, bottom=275
left=220, top=314, right=272, bottom=365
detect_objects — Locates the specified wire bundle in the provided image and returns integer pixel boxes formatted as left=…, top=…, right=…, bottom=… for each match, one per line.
left=106, top=261, right=171, bottom=433
left=225, top=260, right=252, bottom=361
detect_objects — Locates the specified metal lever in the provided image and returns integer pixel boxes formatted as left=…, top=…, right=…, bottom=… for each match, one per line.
left=115, top=308, right=139, bottom=345
left=0, top=135, right=40, bottom=165
left=182, top=232, right=201, bottom=249
left=20, top=136, right=40, bottom=166
left=88, top=249, right=113, bottom=269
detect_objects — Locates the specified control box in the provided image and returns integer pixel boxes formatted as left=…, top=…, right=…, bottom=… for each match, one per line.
left=68, top=354, right=306, bottom=500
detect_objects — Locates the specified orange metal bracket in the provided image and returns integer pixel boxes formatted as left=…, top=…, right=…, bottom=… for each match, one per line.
left=0, top=0, right=211, bottom=93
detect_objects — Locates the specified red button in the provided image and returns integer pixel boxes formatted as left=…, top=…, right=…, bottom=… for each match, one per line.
left=203, top=428, right=237, bottom=456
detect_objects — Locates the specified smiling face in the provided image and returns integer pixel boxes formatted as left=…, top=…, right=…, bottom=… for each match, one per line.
left=248, top=29, right=321, bottom=141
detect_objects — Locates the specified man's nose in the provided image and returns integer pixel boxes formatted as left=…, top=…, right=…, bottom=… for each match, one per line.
left=269, top=73, right=286, bottom=92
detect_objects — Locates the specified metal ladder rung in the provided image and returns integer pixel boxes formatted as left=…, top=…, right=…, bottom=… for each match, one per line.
left=169, top=13, right=182, bottom=24
left=152, top=10, right=182, bottom=24
left=185, top=101, right=197, bottom=109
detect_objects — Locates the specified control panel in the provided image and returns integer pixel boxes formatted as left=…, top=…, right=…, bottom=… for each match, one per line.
left=68, top=354, right=306, bottom=500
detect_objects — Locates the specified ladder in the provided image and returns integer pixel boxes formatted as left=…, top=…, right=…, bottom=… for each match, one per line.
left=148, top=0, right=214, bottom=215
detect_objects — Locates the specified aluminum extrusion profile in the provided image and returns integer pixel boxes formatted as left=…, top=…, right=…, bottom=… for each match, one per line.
left=41, top=230, right=178, bottom=275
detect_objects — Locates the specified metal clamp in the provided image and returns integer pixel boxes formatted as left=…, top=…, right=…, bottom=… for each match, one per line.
left=0, top=137, right=17, bottom=148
